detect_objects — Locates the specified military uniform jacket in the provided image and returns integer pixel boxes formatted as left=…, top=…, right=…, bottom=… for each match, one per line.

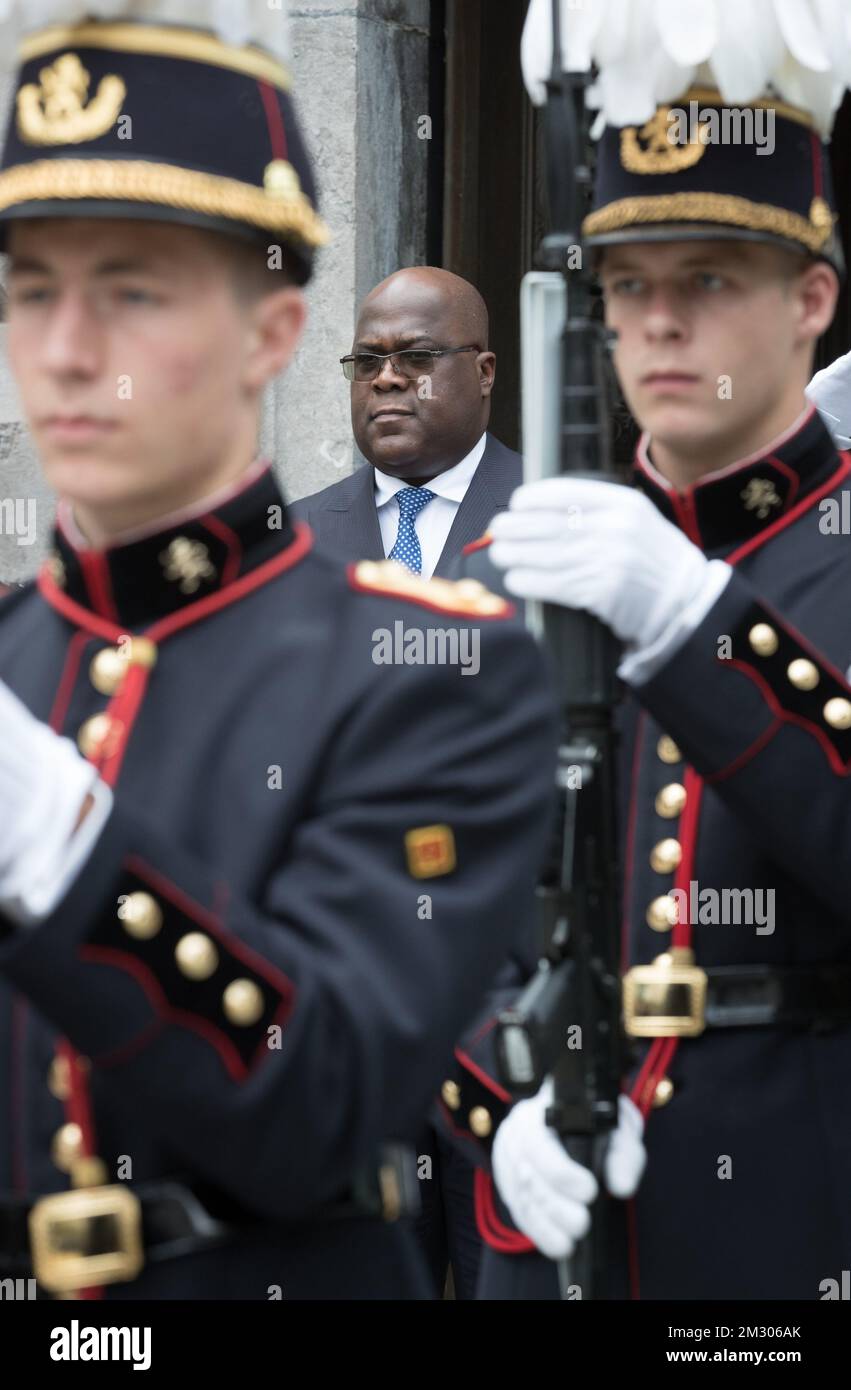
left=444, top=407, right=851, bottom=1300
left=0, top=463, right=556, bottom=1300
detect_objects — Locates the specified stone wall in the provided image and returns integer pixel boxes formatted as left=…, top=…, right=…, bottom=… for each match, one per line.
left=0, top=0, right=432, bottom=583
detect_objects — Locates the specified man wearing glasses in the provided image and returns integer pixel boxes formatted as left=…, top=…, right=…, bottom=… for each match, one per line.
left=291, top=266, right=521, bottom=580
left=292, top=267, right=523, bottom=1299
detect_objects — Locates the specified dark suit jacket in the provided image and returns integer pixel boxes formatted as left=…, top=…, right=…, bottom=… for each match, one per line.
left=289, top=433, right=522, bottom=577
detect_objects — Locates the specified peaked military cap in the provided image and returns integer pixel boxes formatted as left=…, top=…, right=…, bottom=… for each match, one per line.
left=583, top=86, right=844, bottom=274
left=0, top=18, right=328, bottom=282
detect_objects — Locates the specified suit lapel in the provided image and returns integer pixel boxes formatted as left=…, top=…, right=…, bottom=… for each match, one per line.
left=314, top=467, right=384, bottom=562
left=432, top=436, right=520, bottom=578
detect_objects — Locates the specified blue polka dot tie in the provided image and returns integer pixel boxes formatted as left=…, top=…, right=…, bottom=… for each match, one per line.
left=388, top=486, right=436, bottom=575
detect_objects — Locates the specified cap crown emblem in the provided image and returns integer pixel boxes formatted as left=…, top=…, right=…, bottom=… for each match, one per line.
left=621, top=106, right=707, bottom=175
left=17, top=52, right=125, bottom=146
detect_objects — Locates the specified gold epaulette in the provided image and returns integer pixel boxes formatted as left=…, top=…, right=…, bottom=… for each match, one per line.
left=350, top=559, right=510, bottom=617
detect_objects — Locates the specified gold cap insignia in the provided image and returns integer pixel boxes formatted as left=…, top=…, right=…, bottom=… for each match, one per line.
left=621, top=106, right=706, bottom=176
left=159, top=537, right=216, bottom=595
left=405, top=824, right=457, bottom=879
left=740, top=478, right=782, bottom=520
left=17, top=52, right=126, bottom=147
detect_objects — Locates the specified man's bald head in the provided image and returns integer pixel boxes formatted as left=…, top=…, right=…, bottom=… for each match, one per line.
left=360, top=267, right=489, bottom=351
left=349, top=267, right=496, bottom=483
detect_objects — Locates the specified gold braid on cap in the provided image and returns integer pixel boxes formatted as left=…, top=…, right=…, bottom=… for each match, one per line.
left=583, top=191, right=834, bottom=254
left=0, top=157, right=330, bottom=247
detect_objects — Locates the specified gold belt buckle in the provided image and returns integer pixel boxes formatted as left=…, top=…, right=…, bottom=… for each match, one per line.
left=28, top=1184, right=144, bottom=1294
left=623, top=947, right=708, bottom=1038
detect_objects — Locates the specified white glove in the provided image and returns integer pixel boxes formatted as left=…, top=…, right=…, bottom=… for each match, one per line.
left=0, top=679, right=112, bottom=925
left=492, top=1078, right=647, bottom=1260
left=489, top=478, right=731, bottom=685
left=807, top=350, right=851, bottom=450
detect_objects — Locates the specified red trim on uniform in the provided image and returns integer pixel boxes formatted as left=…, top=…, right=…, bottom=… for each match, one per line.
left=620, top=709, right=647, bottom=974
left=54, top=1038, right=103, bottom=1300
left=474, top=1170, right=535, bottom=1253
left=83, top=1016, right=165, bottom=1071
left=467, top=1014, right=498, bottom=1049
left=705, top=713, right=782, bottom=785
left=78, top=944, right=289, bottom=1082
left=148, top=522, right=313, bottom=641
left=348, top=561, right=515, bottom=621
left=77, top=548, right=120, bottom=624
left=671, top=769, right=703, bottom=947
left=811, top=131, right=824, bottom=199
left=761, top=453, right=800, bottom=510
left=122, top=854, right=297, bottom=1007
left=200, top=512, right=242, bottom=588
left=47, top=630, right=91, bottom=740
left=38, top=522, right=314, bottom=646
left=38, top=574, right=125, bottom=641
left=454, top=1046, right=512, bottom=1103
left=258, top=79, right=288, bottom=161
left=727, top=453, right=851, bottom=566
left=631, top=1036, right=678, bottom=1119
left=668, top=488, right=702, bottom=546
left=714, top=658, right=851, bottom=776
left=462, top=534, right=493, bottom=556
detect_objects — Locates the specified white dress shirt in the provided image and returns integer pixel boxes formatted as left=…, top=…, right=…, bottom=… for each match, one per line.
left=373, top=432, right=487, bottom=579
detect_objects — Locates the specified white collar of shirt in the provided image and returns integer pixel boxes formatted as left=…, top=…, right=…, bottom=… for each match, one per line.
left=373, top=432, right=488, bottom=507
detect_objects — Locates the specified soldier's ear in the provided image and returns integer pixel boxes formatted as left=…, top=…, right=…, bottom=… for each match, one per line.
left=792, top=258, right=839, bottom=349
left=241, top=287, right=307, bottom=392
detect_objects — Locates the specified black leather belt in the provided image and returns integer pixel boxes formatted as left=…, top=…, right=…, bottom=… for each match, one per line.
left=703, top=964, right=851, bottom=1029
left=0, top=1145, right=420, bottom=1292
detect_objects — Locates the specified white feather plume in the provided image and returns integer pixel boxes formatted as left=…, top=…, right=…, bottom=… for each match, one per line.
left=521, top=0, right=851, bottom=135
left=0, top=1, right=291, bottom=75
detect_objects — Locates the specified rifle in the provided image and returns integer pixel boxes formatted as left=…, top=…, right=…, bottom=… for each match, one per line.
left=495, top=0, right=625, bottom=1300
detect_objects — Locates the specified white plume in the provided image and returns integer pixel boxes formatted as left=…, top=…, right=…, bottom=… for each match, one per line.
left=521, top=0, right=851, bottom=135
left=0, top=1, right=291, bottom=74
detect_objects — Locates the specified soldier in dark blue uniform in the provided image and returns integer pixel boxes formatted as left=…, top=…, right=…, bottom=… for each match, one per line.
left=438, top=11, right=851, bottom=1300
left=0, top=11, right=556, bottom=1298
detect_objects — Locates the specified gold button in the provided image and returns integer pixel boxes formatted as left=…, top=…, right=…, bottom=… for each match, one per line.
left=77, top=712, right=115, bottom=759
left=824, top=697, right=851, bottom=730
left=469, top=1106, right=492, bottom=1138
left=652, top=1077, right=674, bottom=1108
left=453, top=580, right=485, bottom=598
left=222, top=978, right=265, bottom=1026
left=650, top=838, right=682, bottom=874
left=90, top=646, right=128, bottom=695
left=71, top=1155, right=109, bottom=1189
left=787, top=658, right=819, bottom=691
left=656, top=735, right=682, bottom=765
left=47, top=1054, right=71, bottom=1101
left=119, top=891, right=163, bottom=940
left=655, top=782, right=687, bottom=818
left=441, top=1080, right=461, bottom=1111
left=748, top=623, right=779, bottom=657
left=51, top=1121, right=83, bottom=1172
left=646, top=895, right=679, bottom=932
left=175, top=932, right=219, bottom=980
left=126, top=637, right=158, bottom=671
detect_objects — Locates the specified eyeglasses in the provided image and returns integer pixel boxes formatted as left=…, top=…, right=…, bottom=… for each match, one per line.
left=340, top=345, right=480, bottom=382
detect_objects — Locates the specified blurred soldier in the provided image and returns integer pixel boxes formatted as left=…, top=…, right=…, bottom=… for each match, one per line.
left=445, top=0, right=851, bottom=1299
left=0, top=4, right=555, bottom=1299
